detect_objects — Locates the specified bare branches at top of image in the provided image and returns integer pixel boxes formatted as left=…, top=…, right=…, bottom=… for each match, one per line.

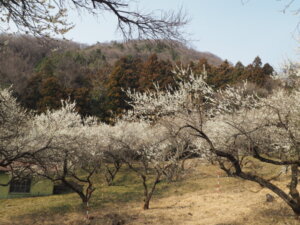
left=0, top=0, right=188, bottom=41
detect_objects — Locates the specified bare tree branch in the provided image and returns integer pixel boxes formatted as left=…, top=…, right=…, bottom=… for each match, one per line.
left=0, top=0, right=188, bottom=41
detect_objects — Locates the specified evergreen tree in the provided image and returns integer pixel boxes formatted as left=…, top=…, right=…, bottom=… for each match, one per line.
left=139, top=54, right=175, bottom=90
left=106, top=56, right=142, bottom=114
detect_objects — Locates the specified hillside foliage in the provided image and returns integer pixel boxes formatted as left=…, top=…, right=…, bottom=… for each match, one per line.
left=0, top=35, right=275, bottom=122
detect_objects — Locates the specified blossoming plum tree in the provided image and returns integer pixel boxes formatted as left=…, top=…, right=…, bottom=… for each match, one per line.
left=106, top=120, right=192, bottom=209
left=126, top=67, right=300, bottom=216
left=0, top=87, right=53, bottom=181
left=28, top=100, right=104, bottom=206
left=0, top=88, right=104, bottom=209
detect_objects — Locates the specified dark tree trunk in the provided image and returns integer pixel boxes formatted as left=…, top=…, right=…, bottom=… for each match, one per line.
left=143, top=197, right=150, bottom=210
left=217, top=159, right=235, bottom=177
left=219, top=152, right=300, bottom=216
left=105, top=162, right=121, bottom=186
left=216, top=148, right=300, bottom=216
left=183, top=123, right=300, bottom=216
left=141, top=172, right=161, bottom=210
left=289, top=165, right=300, bottom=215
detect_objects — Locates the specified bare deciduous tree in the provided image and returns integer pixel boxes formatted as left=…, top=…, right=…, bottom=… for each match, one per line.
left=0, top=0, right=188, bottom=40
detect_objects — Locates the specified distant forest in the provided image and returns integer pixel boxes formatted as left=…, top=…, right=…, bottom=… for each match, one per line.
left=0, top=35, right=275, bottom=122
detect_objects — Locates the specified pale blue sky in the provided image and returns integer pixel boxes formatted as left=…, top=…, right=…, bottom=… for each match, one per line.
left=64, top=0, right=300, bottom=68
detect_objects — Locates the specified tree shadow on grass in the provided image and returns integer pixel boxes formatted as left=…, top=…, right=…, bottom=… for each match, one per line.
left=247, top=201, right=299, bottom=225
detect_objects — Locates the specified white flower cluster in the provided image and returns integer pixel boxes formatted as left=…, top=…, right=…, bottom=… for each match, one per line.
left=125, top=67, right=300, bottom=164
left=2, top=64, right=300, bottom=187
left=125, top=68, right=214, bottom=121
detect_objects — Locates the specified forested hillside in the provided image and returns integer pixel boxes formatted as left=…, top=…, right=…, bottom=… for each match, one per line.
left=0, top=35, right=275, bottom=122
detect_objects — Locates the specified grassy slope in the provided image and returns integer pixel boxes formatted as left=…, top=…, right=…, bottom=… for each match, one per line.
left=0, top=159, right=299, bottom=225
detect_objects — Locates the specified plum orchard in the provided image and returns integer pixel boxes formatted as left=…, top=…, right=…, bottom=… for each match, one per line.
left=0, top=90, right=103, bottom=209
left=2, top=65, right=300, bottom=214
left=0, top=87, right=191, bottom=210
left=105, top=120, right=194, bottom=209
left=126, top=67, right=300, bottom=215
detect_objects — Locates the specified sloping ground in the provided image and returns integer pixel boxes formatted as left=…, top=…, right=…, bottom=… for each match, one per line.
left=0, top=161, right=299, bottom=225
left=125, top=185, right=297, bottom=225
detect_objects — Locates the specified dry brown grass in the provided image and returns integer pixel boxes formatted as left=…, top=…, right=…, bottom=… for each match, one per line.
left=1, top=160, right=300, bottom=225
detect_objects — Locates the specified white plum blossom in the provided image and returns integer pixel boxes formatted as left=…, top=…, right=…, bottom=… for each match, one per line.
left=0, top=87, right=41, bottom=168
left=125, top=68, right=214, bottom=121
left=125, top=67, right=300, bottom=215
